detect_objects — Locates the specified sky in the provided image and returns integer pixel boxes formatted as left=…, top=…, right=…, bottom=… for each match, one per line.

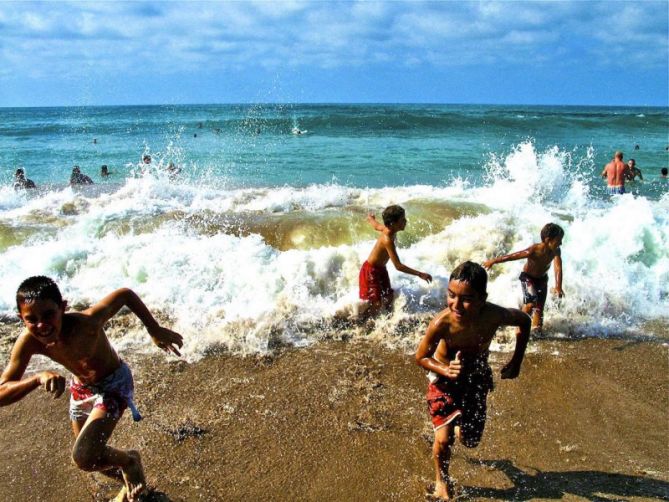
left=0, top=0, right=667, bottom=107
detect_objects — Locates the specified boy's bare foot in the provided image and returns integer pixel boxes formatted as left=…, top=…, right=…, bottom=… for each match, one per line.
left=432, top=479, right=452, bottom=500
left=122, top=451, right=147, bottom=502
left=112, top=486, right=128, bottom=502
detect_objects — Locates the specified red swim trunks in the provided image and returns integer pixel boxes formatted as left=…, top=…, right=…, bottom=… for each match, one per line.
left=426, top=356, right=493, bottom=447
left=359, top=261, right=394, bottom=309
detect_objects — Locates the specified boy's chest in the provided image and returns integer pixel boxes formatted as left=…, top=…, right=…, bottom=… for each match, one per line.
left=46, top=332, right=109, bottom=374
left=442, top=327, right=495, bottom=352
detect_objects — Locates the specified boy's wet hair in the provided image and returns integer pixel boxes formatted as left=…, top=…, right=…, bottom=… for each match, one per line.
left=540, top=223, right=564, bottom=241
left=662, top=167, right=668, bottom=176
left=382, top=205, right=405, bottom=226
left=16, top=276, right=63, bottom=311
left=450, top=261, right=487, bottom=297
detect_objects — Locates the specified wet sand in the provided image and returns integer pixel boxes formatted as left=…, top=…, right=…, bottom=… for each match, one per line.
left=0, top=336, right=667, bottom=501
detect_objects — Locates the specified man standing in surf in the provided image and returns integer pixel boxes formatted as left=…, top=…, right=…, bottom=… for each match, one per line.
left=0, top=276, right=183, bottom=502
left=601, top=151, right=631, bottom=194
left=416, top=262, right=530, bottom=500
left=360, top=205, right=432, bottom=317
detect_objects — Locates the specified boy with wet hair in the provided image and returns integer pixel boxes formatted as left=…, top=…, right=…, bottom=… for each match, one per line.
left=360, top=205, right=432, bottom=317
left=0, top=276, right=183, bottom=502
left=483, top=223, right=564, bottom=334
left=416, top=261, right=530, bottom=500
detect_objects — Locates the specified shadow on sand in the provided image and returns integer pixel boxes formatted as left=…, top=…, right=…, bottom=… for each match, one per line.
left=461, top=459, right=669, bottom=501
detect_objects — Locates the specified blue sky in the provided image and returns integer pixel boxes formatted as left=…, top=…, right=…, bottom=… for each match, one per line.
left=0, top=1, right=667, bottom=106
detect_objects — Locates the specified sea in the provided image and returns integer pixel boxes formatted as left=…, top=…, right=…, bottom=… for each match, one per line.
left=0, top=104, right=667, bottom=359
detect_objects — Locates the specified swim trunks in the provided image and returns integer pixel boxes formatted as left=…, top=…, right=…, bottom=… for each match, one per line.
left=69, top=360, right=142, bottom=422
left=359, top=260, right=394, bottom=308
left=519, top=271, right=548, bottom=314
left=426, top=353, right=493, bottom=446
left=607, top=185, right=625, bottom=195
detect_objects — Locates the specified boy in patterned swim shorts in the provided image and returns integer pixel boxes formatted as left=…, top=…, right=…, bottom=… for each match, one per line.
left=0, top=276, right=183, bottom=502
left=360, top=205, right=432, bottom=317
left=483, top=223, right=565, bottom=334
left=416, top=261, right=530, bottom=500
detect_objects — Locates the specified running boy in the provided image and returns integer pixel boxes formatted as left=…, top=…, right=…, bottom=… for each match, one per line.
left=416, top=261, right=530, bottom=500
left=360, top=205, right=432, bottom=316
left=0, top=276, right=183, bottom=502
left=483, top=223, right=564, bottom=334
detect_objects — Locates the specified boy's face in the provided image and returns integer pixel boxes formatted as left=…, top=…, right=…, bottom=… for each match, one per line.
left=18, top=299, right=66, bottom=348
left=447, top=279, right=486, bottom=323
left=546, top=235, right=563, bottom=251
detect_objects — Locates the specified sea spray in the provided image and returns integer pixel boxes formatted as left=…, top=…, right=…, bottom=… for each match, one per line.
left=1, top=113, right=667, bottom=358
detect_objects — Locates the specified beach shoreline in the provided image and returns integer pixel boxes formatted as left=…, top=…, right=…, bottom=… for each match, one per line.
left=0, top=336, right=667, bottom=501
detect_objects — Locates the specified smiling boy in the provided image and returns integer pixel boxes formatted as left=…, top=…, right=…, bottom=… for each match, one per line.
left=416, top=262, right=530, bottom=500
left=0, top=276, right=183, bottom=502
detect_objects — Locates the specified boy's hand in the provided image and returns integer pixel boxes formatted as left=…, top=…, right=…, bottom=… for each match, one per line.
left=551, top=287, right=565, bottom=298
left=39, top=371, right=66, bottom=398
left=482, top=259, right=495, bottom=270
left=501, top=360, right=521, bottom=379
left=419, top=272, right=433, bottom=284
left=149, top=326, right=184, bottom=357
left=445, top=351, right=462, bottom=380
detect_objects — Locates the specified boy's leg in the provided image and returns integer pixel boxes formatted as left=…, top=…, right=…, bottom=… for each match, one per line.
left=71, top=418, right=124, bottom=482
left=71, top=407, right=146, bottom=501
left=432, top=424, right=456, bottom=500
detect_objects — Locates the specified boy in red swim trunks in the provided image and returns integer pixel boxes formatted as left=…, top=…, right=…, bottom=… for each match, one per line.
left=360, top=205, right=432, bottom=317
left=0, top=276, right=183, bottom=502
left=416, top=261, right=530, bottom=500
left=483, top=222, right=564, bottom=334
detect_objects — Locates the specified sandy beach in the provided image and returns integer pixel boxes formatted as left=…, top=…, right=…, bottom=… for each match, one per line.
left=1, top=331, right=667, bottom=501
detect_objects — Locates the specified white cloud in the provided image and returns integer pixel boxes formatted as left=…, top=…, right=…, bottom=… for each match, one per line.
left=0, top=0, right=666, bottom=78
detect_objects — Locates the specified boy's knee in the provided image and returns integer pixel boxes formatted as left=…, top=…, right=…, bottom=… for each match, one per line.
left=432, top=428, right=455, bottom=452
left=71, top=445, right=99, bottom=472
left=459, top=427, right=484, bottom=448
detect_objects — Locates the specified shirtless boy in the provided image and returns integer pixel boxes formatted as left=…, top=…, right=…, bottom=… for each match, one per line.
left=360, top=205, right=432, bottom=316
left=0, top=276, right=183, bottom=501
left=601, top=151, right=631, bottom=194
left=483, top=223, right=564, bottom=334
left=416, top=261, right=530, bottom=500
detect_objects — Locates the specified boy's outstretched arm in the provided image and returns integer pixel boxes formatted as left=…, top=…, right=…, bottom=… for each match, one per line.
left=500, top=308, right=531, bottom=379
left=483, top=246, right=533, bottom=270
left=366, top=213, right=386, bottom=232
left=415, top=319, right=461, bottom=380
left=0, top=335, right=65, bottom=406
left=551, top=251, right=564, bottom=298
left=384, top=236, right=433, bottom=283
left=86, top=288, right=183, bottom=356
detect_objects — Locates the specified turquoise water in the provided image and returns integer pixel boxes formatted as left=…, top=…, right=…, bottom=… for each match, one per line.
left=0, top=104, right=667, bottom=356
left=1, top=104, right=667, bottom=195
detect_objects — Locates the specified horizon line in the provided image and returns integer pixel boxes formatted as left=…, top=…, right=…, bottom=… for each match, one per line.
left=1, top=101, right=668, bottom=110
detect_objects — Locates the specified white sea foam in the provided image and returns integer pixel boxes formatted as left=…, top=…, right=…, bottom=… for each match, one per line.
left=1, top=141, right=667, bottom=358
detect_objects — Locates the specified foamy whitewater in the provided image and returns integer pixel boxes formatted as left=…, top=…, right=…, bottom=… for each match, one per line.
left=0, top=104, right=667, bottom=359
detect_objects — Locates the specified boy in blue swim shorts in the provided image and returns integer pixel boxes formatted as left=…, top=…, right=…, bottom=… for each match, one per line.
left=484, top=223, right=565, bottom=334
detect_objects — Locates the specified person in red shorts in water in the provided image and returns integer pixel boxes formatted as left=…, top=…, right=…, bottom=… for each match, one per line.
left=360, top=205, right=432, bottom=317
